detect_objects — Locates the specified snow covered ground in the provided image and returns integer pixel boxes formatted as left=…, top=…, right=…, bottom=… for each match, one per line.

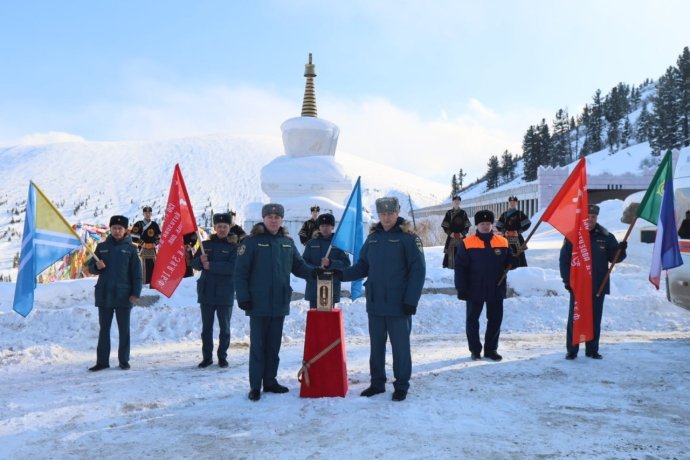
left=1, top=199, right=689, bottom=459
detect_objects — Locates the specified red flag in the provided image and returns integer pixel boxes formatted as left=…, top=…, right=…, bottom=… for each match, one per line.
left=542, top=158, right=593, bottom=345
left=151, top=164, right=197, bottom=297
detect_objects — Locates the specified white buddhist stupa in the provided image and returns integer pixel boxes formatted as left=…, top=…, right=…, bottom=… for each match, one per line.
left=245, top=54, right=355, bottom=240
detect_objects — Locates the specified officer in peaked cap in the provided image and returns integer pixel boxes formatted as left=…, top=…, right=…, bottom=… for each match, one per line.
left=130, top=205, right=161, bottom=286
left=496, top=195, right=531, bottom=268
left=441, top=195, right=471, bottom=269
left=561, top=200, right=627, bottom=361
left=298, top=205, right=320, bottom=245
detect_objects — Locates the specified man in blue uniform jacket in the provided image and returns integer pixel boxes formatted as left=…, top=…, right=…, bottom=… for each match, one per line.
left=338, top=196, right=426, bottom=402
left=454, top=210, right=513, bottom=362
left=234, top=203, right=314, bottom=401
left=88, top=215, right=142, bottom=371
left=302, top=213, right=351, bottom=308
left=560, top=204, right=627, bottom=360
left=192, top=213, right=241, bottom=369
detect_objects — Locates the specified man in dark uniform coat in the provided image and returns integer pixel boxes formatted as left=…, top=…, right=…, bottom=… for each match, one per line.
left=234, top=203, right=314, bottom=401
left=298, top=205, right=320, bottom=245
left=454, top=210, right=513, bottom=362
left=495, top=195, right=531, bottom=267
left=87, top=215, right=142, bottom=371
left=302, top=213, right=351, bottom=308
left=560, top=204, right=627, bottom=360
left=130, top=205, right=161, bottom=285
left=678, top=210, right=690, bottom=239
left=192, top=213, right=241, bottom=369
left=338, top=197, right=426, bottom=402
left=441, top=196, right=471, bottom=269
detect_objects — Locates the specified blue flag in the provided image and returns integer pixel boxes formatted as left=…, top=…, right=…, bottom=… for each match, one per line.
left=331, top=177, right=365, bottom=299
left=13, top=182, right=83, bottom=317
left=649, top=170, right=683, bottom=288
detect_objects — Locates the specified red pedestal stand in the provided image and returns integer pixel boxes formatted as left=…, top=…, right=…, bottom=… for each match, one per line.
left=299, top=308, right=348, bottom=398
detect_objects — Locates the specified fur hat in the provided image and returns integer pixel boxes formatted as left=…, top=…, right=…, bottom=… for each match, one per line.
left=508, top=196, right=518, bottom=202
left=109, top=215, right=129, bottom=228
left=317, top=213, right=335, bottom=227
left=474, top=210, right=495, bottom=225
left=142, top=206, right=152, bottom=212
left=588, top=204, right=600, bottom=215
left=262, top=203, right=285, bottom=218
left=213, top=213, right=232, bottom=225
left=310, top=205, right=320, bottom=212
left=375, top=197, right=400, bottom=213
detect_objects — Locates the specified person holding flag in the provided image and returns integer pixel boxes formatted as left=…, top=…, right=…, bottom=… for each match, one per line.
left=334, top=196, right=426, bottom=402
left=87, top=215, right=142, bottom=371
left=301, top=213, right=351, bottom=309
left=192, top=213, right=241, bottom=369
left=560, top=204, right=626, bottom=360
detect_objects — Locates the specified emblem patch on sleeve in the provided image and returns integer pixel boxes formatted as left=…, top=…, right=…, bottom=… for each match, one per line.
left=238, top=245, right=246, bottom=256
left=416, top=237, right=424, bottom=253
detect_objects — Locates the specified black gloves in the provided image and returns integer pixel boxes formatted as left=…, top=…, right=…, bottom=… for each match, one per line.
left=618, top=241, right=628, bottom=252
left=238, top=301, right=252, bottom=311
left=457, top=290, right=468, bottom=301
left=404, top=304, right=417, bottom=315
left=563, top=283, right=572, bottom=292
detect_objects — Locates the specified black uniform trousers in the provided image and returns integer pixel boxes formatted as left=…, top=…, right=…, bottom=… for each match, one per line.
left=566, top=293, right=605, bottom=355
left=248, top=316, right=285, bottom=391
left=96, top=307, right=132, bottom=366
left=368, top=314, right=412, bottom=392
left=200, top=303, right=232, bottom=361
left=465, top=299, right=503, bottom=354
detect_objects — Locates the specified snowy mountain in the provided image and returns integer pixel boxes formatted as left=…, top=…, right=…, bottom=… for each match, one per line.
left=0, top=133, right=448, bottom=275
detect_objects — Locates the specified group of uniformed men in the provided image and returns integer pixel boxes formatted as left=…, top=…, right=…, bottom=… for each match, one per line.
left=87, top=193, right=626, bottom=402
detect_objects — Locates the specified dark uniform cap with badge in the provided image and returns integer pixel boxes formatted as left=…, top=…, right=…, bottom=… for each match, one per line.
left=375, top=197, right=400, bottom=213
left=213, top=213, right=232, bottom=225
left=109, top=215, right=129, bottom=228
left=310, top=205, right=320, bottom=212
left=142, top=206, right=153, bottom=212
left=474, top=210, right=495, bottom=225
left=317, top=213, right=335, bottom=226
left=508, top=196, right=518, bottom=202
left=262, top=203, right=285, bottom=218
left=452, top=195, right=461, bottom=201
left=588, top=204, right=600, bottom=215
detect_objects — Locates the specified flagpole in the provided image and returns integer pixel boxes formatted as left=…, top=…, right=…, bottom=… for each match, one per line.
left=595, top=217, right=636, bottom=297
left=495, top=217, right=544, bottom=286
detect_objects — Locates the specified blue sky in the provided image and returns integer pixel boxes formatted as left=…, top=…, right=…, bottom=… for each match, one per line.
left=1, top=1, right=688, bottom=184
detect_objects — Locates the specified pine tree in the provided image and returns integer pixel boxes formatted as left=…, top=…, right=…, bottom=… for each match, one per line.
left=636, top=102, right=653, bottom=143
left=651, top=66, right=682, bottom=154
left=450, top=174, right=459, bottom=197
left=621, top=117, right=633, bottom=147
left=583, top=90, right=605, bottom=154
left=500, top=150, right=516, bottom=182
left=522, top=125, right=539, bottom=181
left=486, top=155, right=500, bottom=189
left=457, top=168, right=467, bottom=189
left=676, top=46, right=690, bottom=146
left=552, top=108, right=572, bottom=165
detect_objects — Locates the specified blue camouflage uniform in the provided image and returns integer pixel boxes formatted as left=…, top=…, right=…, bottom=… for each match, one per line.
left=560, top=222, right=625, bottom=355
left=302, top=232, right=351, bottom=308
left=192, top=233, right=240, bottom=363
left=234, top=223, right=313, bottom=391
left=88, top=233, right=142, bottom=367
left=342, top=217, right=426, bottom=393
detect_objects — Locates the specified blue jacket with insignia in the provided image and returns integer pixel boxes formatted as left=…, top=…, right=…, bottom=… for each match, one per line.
left=234, top=223, right=314, bottom=317
left=192, top=233, right=239, bottom=306
left=88, top=234, right=142, bottom=308
left=302, top=232, right=351, bottom=303
left=342, top=217, right=426, bottom=316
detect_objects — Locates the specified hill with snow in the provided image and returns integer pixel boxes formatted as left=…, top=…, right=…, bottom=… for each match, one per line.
left=0, top=133, right=448, bottom=276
